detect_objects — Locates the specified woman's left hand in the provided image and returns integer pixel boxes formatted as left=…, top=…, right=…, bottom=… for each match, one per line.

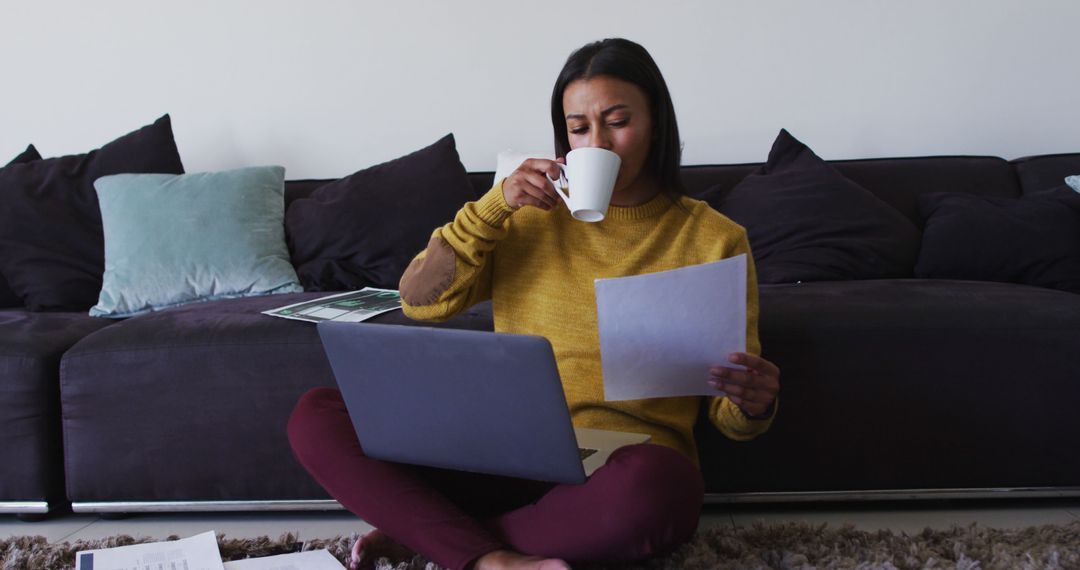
left=708, top=353, right=780, bottom=417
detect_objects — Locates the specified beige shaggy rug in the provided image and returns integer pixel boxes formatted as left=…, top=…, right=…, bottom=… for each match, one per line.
left=2, top=521, right=1079, bottom=570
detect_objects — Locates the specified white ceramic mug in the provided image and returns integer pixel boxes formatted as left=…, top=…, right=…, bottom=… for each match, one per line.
left=546, top=147, right=622, bottom=222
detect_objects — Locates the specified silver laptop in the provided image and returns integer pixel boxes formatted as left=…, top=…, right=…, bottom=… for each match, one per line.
left=317, top=321, right=650, bottom=484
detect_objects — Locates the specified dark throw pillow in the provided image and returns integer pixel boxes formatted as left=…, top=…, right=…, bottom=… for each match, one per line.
left=0, top=145, right=44, bottom=308
left=915, top=186, right=1080, bottom=293
left=7, top=144, right=42, bottom=165
left=0, top=115, right=185, bottom=311
left=700, top=129, right=921, bottom=284
left=286, top=133, right=476, bottom=291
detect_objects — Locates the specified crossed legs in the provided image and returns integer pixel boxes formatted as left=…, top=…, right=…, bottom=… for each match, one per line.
left=287, top=388, right=704, bottom=570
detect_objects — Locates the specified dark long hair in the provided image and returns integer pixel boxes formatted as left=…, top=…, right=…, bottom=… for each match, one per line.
left=551, top=38, right=685, bottom=196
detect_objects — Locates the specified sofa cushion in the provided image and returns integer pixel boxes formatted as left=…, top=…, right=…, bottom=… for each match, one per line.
left=687, top=156, right=1022, bottom=227
left=7, top=144, right=41, bottom=165
left=1011, top=153, right=1080, bottom=195
left=286, top=134, right=476, bottom=291
left=90, top=166, right=303, bottom=318
left=0, top=146, right=43, bottom=309
left=0, top=309, right=114, bottom=503
left=284, top=173, right=493, bottom=210
left=696, top=279, right=1080, bottom=493
left=0, top=115, right=185, bottom=311
left=701, top=129, right=921, bottom=284
left=61, top=293, right=492, bottom=503
left=832, top=156, right=1020, bottom=225
left=915, top=187, right=1080, bottom=293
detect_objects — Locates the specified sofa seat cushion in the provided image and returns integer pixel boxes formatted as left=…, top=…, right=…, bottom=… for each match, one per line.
left=0, top=309, right=114, bottom=504
left=697, top=279, right=1080, bottom=494
left=60, top=292, right=492, bottom=504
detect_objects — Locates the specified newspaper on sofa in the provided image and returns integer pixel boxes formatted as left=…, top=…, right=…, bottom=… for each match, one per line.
left=74, top=530, right=345, bottom=570
left=263, top=288, right=402, bottom=324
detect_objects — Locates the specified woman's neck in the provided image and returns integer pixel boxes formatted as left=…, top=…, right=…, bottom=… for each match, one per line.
left=609, top=176, right=662, bottom=207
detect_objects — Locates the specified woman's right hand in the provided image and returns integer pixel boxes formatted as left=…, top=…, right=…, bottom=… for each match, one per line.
left=501, top=158, right=564, bottom=211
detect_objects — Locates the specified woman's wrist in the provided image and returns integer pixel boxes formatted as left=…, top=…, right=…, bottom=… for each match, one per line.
left=741, top=400, right=775, bottom=420
left=474, top=182, right=517, bottom=226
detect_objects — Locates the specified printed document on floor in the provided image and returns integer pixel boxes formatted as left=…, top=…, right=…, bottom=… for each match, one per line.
left=75, top=530, right=224, bottom=570
left=73, top=530, right=345, bottom=570
left=595, top=255, right=747, bottom=401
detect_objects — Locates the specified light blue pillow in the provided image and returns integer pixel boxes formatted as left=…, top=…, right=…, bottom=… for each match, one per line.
left=91, top=166, right=303, bottom=318
left=1066, top=175, right=1080, bottom=193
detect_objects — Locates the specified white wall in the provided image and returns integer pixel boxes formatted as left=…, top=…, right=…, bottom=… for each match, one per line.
left=3, top=0, right=1077, bottom=178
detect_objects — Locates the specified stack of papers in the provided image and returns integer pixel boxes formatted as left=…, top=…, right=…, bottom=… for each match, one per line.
left=74, top=531, right=345, bottom=570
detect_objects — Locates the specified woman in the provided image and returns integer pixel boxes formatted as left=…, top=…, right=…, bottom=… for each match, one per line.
left=288, top=38, right=780, bottom=570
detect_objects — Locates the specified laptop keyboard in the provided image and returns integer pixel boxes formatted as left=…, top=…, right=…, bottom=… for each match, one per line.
left=579, top=448, right=598, bottom=460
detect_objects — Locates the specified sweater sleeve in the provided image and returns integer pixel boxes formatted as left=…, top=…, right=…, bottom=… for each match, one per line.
left=708, top=229, right=778, bottom=441
left=399, top=182, right=516, bottom=322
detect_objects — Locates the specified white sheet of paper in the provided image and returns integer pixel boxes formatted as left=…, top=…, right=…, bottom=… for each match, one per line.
left=595, top=255, right=746, bottom=401
left=223, top=549, right=345, bottom=570
left=75, top=530, right=224, bottom=570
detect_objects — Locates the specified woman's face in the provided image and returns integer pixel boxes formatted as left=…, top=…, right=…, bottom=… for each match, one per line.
left=562, top=75, right=653, bottom=199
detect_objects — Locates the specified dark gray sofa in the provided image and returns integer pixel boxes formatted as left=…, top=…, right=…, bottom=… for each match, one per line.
left=3, top=151, right=1079, bottom=517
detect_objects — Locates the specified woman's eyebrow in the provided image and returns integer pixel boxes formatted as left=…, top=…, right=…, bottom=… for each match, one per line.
left=566, top=104, right=629, bottom=121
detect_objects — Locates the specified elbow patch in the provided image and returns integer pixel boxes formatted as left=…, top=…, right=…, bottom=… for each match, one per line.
left=400, top=236, right=456, bottom=306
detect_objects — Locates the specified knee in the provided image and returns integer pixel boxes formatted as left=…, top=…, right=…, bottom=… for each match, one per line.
left=605, top=444, right=704, bottom=549
left=286, top=387, right=344, bottom=464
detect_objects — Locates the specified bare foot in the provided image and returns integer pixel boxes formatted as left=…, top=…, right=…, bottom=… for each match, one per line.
left=474, top=549, right=571, bottom=570
left=349, top=529, right=415, bottom=570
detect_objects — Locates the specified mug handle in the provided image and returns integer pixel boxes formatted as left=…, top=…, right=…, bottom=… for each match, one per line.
left=546, top=163, right=571, bottom=204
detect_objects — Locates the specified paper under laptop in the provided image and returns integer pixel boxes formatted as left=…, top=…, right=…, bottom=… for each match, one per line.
left=576, top=427, right=651, bottom=476
left=595, top=255, right=747, bottom=401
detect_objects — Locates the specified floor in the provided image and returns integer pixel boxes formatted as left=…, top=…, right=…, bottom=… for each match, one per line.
left=2, top=499, right=1079, bottom=545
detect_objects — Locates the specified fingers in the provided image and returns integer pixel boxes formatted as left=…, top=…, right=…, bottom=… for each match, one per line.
left=521, top=158, right=563, bottom=180
left=520, top=171, right=559, bottom=204
left=708, top=374, right=774, bottom=416
left=518, top=187, right=556, bottom=210
left=708, top=354, right=780, bottom=408
left=503, top=159, right=562, bottom=211
left=709, top=366, right=749, bottom=385
left=707, top=376, right=765, bottom=401
left=726, top=352, right=781, bottom=378
left=710, top=366, right=777, bottom=392
left=502, top=177, right=550, bottom=210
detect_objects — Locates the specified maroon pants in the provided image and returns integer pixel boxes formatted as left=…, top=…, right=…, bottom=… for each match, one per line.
left=287, top=388, right=704, bottom=570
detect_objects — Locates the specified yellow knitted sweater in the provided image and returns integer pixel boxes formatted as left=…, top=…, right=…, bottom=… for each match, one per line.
left=399, top=183, right=775, bottom=463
